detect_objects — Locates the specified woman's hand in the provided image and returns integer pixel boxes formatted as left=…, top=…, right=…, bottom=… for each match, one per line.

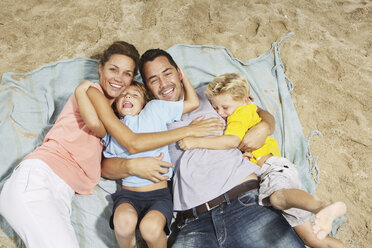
left=186, top=116, right=225, bottom=137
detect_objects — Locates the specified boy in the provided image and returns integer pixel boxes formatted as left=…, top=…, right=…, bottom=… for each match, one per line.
left=178, top=72, right=347, bottom=248
left=103, top=70, right=199, bottom=248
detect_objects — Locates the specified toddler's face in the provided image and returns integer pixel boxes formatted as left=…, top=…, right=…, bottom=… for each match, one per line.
left=115, top=85, right=146, bottom=117
left=210, top=93, right=247, bottom=121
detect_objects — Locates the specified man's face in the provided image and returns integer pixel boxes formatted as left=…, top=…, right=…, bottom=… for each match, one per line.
left=143, top=56, right=183, bottom=101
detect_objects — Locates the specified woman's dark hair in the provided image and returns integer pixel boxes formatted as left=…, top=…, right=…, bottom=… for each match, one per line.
left=139, top=49, right=178, bottom=85
left=99, top=41, right=140, bottom=75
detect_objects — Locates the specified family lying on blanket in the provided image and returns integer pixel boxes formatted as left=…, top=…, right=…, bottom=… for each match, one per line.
left=0, top=41, right=347, bottom=248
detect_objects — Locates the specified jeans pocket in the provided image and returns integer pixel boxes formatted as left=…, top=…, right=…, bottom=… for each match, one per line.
left=237, top=189, right=259, bottom=207
left=177, top=216, right=198, bottom=230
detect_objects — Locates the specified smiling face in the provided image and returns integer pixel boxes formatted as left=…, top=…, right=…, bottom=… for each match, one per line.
left=210, top=93, right=249, bottom=121
left=143, top=56, right=183, bottom=102
left=115, top=85, right=146, bottom=118
left=98, top=54, right=136, bottom=101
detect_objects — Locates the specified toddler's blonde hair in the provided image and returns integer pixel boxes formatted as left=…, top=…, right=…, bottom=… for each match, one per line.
left=206, top=73, right=250, bottom=101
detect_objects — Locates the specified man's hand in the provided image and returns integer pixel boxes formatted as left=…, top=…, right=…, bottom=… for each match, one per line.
left=187, top=116, right=225, bottom=137
left=238, top=121, right=270, bottom=152
left=128, top=153, right=174, bottom=183
left=178, top=137, right=199, bottom=150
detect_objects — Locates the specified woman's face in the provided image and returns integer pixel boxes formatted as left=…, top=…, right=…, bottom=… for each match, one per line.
left=99, top=54, right=136, bottom=100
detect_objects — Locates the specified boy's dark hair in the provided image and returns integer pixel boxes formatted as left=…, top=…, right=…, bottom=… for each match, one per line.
left=100, top=41, right=140, bottom=75
left=112, top=81, right=151, bottom=118
left=139, top=49, right=178, bottom=86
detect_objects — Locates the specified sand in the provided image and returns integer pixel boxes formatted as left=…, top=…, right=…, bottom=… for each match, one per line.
left=0, top=0, right=371, bottom=247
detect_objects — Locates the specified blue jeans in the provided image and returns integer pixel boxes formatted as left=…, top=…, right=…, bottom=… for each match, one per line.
left=169, top=189, right=304, bottom=248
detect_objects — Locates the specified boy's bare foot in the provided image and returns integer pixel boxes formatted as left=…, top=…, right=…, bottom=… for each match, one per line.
left=313, top=201, right=347, bottom=240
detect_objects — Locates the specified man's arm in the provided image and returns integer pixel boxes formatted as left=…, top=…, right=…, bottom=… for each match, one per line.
left=180, top=69, right=199, bottom=114
left=101, top=154, right=173, bottom=182
left=238, top=106, right=275, bottom=152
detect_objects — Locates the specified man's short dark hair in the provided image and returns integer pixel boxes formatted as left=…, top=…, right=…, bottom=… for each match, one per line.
left=139, top=49, right=178, bottom=86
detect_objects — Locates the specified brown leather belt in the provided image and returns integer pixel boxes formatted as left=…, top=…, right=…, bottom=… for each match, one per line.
left=179, top=179, right=259, bottom=219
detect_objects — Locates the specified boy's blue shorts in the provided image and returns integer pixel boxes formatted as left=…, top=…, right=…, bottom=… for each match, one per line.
left=110, top=187, right=173, bottom=234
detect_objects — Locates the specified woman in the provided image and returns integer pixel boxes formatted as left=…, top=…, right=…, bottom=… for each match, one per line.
left=0, top=41, right=221, bottom=248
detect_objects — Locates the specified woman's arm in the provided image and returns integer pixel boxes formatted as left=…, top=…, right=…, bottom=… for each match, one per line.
left=238, top=106, right=275, bottom=152
left=181, top=69, right=199, bottom=114
left=74, top=81, right=106, bottom=137
left=87, top=87, right=224, bottom=154
left=178, top=135, right=240, bottom=151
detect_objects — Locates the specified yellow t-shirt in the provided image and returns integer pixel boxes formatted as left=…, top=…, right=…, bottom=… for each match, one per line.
left=224, top=104, right=281, bottom=164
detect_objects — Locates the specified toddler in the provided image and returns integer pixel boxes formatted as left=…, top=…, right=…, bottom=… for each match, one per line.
left=178, top=72, right=347, bottom=248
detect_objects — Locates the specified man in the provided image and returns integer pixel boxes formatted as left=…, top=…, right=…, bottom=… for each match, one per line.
left=102, top=49, right=305, bottom=247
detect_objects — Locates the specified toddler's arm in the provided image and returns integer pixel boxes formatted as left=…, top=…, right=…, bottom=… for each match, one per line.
left=75, top=80, right=106, bottom=137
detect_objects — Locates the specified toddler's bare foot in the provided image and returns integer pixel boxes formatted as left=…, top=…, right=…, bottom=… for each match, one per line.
left=313, top=201, right=347, bottom=240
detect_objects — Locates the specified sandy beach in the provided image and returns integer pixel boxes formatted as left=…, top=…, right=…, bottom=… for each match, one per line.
left=0, top=0, right=371, bottom=247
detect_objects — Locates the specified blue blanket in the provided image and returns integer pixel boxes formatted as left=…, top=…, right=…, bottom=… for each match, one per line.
left=0, top=33, right=319, bottom=247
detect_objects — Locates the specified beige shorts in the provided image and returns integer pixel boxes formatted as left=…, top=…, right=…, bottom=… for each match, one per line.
left=259, top=156, right=311, bottom=227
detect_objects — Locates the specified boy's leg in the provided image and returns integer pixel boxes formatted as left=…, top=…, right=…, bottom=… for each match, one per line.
left=113, top=203, right=138, bottom=248
left=294, top=221, right=348, bottom=248
left=139, top=210, right=167, bottom=248
left=140, top=188, right=172, bottom=248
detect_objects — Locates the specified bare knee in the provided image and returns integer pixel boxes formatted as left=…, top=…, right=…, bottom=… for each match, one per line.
left=270, top=190, right=288, bottom=210
left=113, top=209, right=137, bottom=238
left=139, top=218, right=164, bottom=244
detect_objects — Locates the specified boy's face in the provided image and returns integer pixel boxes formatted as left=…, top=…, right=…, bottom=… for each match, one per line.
left=210, top=93, right=248, bottom=121
left=115, top=85, right=146, bottom=118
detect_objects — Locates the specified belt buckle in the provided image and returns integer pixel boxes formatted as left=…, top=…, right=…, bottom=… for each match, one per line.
left=205, top=202, right=218, bottom=211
